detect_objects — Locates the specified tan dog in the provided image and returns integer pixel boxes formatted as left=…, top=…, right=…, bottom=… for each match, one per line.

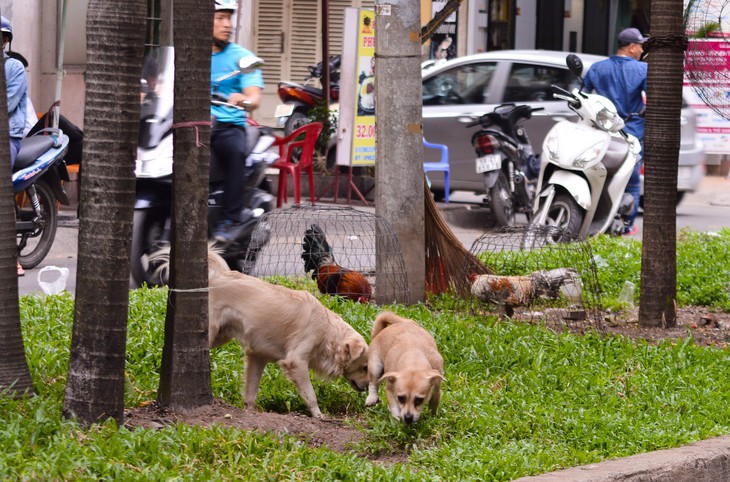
left=205, top=249, right=369, bottom=418
left=365, top=311, right=444, bottom=424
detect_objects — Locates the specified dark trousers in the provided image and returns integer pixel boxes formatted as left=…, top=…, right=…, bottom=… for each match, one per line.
left=211, top=124, right=249, bottom=223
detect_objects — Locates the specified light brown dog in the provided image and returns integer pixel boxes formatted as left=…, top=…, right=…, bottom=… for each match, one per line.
left=205, top=249, right=369, bottom=418
left=365, top=311, right=444, bottom=424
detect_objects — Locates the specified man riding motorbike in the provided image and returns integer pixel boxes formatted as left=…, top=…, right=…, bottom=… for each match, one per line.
left=210, top=0, right=264, bottom=244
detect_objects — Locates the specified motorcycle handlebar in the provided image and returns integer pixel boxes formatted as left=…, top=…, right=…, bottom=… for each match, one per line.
left=465, top=105, right=545, bottom=128
left=211, top=93, right=251, bottom=111
left=550, top=84, right=581, bottom=109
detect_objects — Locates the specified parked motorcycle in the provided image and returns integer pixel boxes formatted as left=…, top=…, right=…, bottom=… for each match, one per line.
left=130, top=48, right=277, bottom=287
left=275, top=55, right=341, bottom=136
left=466, top=103, right=542, bottom=227
left=14, top=128, right=71, bottom=269
left=526, top=54, right=641, bottom=242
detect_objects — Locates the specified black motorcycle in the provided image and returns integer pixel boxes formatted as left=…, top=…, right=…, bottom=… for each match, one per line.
left=467, top=103, right=543, bottom=227
left=14, top=128, right=71, bottom=269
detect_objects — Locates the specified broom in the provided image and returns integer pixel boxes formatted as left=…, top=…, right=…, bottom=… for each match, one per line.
left=424, top=176, right=492, bottom=295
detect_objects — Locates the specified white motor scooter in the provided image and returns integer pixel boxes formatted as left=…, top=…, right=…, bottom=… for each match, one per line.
left=527, top=54, right=642, bottom=241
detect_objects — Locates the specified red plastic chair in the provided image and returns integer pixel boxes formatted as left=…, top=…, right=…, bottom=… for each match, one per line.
left=270, top=122, right=324, bottom=208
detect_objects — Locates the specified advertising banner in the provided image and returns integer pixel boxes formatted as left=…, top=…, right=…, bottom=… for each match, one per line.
left=350, top=9, right=376, bottom=166
left=685, top=39, right=730, bottom=154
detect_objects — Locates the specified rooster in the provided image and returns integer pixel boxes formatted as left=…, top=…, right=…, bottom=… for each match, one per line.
left=469, top=268, right=582, bottom=317
left=301, top=223, right=373, bottom=303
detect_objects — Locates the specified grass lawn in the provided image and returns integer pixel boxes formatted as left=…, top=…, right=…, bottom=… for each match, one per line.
left=1, top=229, right=730, bottom=480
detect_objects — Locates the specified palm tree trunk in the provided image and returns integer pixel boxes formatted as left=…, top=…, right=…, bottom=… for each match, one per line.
left=0, top=24, right=32, bottom=394
left=639, top=0, right=685, bottom=327
left=63, top=0, right=146, bottom=425
left=156, top=0, right=213, bottom=410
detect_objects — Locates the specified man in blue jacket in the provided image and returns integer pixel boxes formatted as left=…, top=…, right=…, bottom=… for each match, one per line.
left=2, top=16, right=27, bottom=170
left=210, top=0, right=264, bottom=244
left=583, top=27, right=648, bottom=236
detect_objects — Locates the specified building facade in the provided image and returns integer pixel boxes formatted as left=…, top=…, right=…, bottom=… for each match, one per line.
left=3, top=0, right=648, bottom=129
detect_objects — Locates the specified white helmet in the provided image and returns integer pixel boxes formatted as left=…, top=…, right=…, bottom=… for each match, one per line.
left=215, top=0, right=237, bottom=12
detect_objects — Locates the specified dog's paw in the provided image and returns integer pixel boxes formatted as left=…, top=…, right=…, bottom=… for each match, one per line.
left=365, top=394, right=379, bottom=406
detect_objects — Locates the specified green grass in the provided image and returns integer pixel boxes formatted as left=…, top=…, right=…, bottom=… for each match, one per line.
left=2, top=231, right=730, bottom=480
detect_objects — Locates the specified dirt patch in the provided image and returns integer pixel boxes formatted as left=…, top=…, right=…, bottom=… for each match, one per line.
left=124, top=306, right=729, bottom=457
left=590, top=306, right=730, bottom=348
left=124, top=398, right=368, bottom=454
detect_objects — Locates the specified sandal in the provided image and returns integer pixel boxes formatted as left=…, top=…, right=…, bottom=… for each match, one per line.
left=17, top=263, right=25, bottom=277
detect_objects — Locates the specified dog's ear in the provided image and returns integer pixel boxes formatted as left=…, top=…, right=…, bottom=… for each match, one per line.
left=427, top=370, right=446, bottom=384
left=346, top=338, right=367, bottom=361
left=379, top=372, right=398, bottom=385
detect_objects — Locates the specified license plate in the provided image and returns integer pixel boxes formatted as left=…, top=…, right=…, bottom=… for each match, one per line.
left=476, top=154, right=501, bottom=173
left=274, top=103, right=295, bottom=118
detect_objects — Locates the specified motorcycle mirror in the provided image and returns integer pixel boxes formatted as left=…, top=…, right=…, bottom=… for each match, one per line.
left=566, top=54, right=584, bottom=78
left=238, top=56, right=265, bottom=73
left=213, top=56, right=265, bottom=86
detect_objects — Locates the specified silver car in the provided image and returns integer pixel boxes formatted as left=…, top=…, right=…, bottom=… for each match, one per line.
left=422, top=50, right=705, bottom=204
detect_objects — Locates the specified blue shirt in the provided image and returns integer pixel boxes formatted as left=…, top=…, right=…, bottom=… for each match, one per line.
left=5, top=54, right=27, bottom=139
left=211, top=43, right=264, bottom=127
left=583, top=56, right=647, bottom=143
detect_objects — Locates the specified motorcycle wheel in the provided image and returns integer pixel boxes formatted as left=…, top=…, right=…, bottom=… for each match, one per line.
left=284, top=111, right=310, bottom=137
left=17, top=180, right=58, bottom=269
left=489, top=172, right=515, bottom=227
left=130, top=208, right=170, bottom=288
left=284, top=111, right=311, bottom=164
left=542, top=193, right=583, bottom=239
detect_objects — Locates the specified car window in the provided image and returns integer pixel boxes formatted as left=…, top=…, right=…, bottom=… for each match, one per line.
left=422, top=62, right=498, bottom=105
left=502, top=63, right=581, bottom=102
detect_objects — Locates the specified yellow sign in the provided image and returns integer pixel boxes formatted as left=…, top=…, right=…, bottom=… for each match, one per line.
left=351, top=10, right=376, bottom=166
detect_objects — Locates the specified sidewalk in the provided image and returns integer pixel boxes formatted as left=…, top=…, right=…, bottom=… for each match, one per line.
left=682, top=174, right=730, bottom=208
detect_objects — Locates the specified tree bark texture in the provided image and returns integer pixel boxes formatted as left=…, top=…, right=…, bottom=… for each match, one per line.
left=0, top=4, right=33, bottom=394
left=639, top=0, right=684, bottom=327
left=157, top=0, right=213, bottom=410
left=63, top=0, right=146, bottom=425
left=375, top=0, right=425, bottom=304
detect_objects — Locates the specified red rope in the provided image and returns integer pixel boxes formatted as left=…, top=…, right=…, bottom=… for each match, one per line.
left=171, top=120, right=212, bottom=147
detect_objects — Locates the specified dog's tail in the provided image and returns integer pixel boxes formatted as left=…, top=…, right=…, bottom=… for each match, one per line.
left=371, top=311, right=410, bottom=339
left=148, top=243, right=229, bottom=284
left=148, top=246, right=171, bottom=285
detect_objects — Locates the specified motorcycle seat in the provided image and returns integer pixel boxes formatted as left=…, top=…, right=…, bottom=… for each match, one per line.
left=14, top=136, right=55, bottom=172
left=601, top=136, right=630, bottom=176
left=302, top=85, right=323, bottom=97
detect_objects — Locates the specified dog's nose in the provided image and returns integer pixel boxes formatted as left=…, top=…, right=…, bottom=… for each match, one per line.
left=403, top=413, right=414, bottom=424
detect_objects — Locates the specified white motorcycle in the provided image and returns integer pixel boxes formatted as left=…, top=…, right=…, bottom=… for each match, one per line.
left=131, top=47, right=277, bottom=287
left=527, top=54, right=642, bottom=242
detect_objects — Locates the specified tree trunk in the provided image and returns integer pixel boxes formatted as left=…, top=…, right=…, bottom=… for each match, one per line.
left=0, top=8, right=33, bottom=394
left=375, top=0, right=425, bottom=304
left=639, top=0, right=685, bottom=327
left=63, top=0, right=146, bottom=425
left=156, top=0, right=213, bottom=410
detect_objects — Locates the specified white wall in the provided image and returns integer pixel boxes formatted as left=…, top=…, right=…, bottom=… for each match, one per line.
left=563, top=0, right=583, bottom=51
left=514, top=0, right=536, bottom=50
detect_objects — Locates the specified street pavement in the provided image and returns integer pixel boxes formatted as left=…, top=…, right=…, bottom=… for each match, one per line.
left=17, top=174, right=730, bottom=298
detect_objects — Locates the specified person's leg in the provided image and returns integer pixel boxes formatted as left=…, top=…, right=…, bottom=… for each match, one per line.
left=9, top=138, right=21, bottom=170
left=210, top=126, right=249, bottom=243
left=624, top=160, right=642, bottom=234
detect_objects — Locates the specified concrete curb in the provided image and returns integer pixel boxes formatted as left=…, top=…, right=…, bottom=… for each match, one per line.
left=513, top=434, right=730, bottom=481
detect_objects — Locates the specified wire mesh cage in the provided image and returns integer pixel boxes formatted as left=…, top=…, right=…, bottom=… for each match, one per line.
left=456, top=225, right=603, bottom=330
left=243, top=204, right=409, bottom=304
